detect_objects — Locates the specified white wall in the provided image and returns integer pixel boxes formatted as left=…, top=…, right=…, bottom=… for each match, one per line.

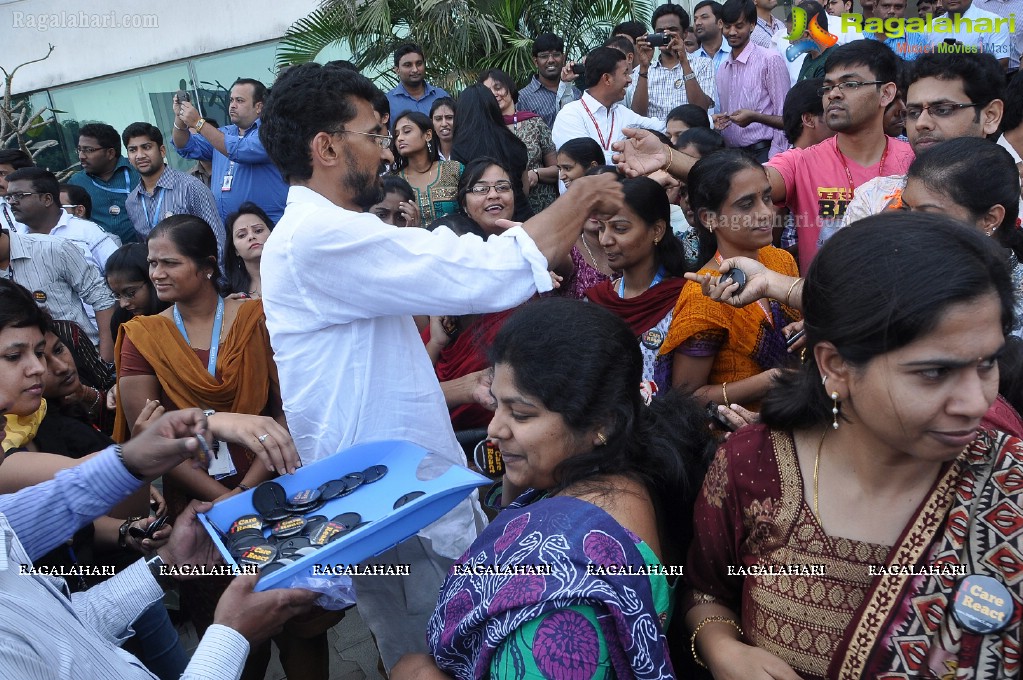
left=1, top=0, right=322, bottom=94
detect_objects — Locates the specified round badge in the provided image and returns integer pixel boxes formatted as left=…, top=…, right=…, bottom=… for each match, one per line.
left=361, top=465, right=388, bottom=484
left=330, top=512, right=362, bottom=529
left=310, top=521, right=348, bottom=546
left=108, top=205, right=121, bottom=216
left=342, top=473, right=365, bottom=491
left=641, top=329, right=664, bottom=350
left=238, top=544, right=277, bottom=566
left=393, top=491, right=426, bottom=509
left=252, top=481, right=288, bottom=517
left=952, top=574, right=1014, bottom=634
left=229, top=514, right=263, bottom=534
left=229, top=533, right=268, bottom=555
left=258, top=561, right=288, bottom=578
left=302, top=515, right=329, bottom=537
left=32, top=290, right=47, bottom=303
left=289, top=488, right=322, bottom=506
left=673, top=79, right=683, bottom=89
left=277, top=536, right=313, bottom=556
left=262, top=508, right=294, bottom=523
left=317, top=478, right=349, bottom=501
left=270, top=516, right=307, bottom=538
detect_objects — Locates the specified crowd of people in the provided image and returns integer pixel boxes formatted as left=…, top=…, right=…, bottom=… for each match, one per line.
left=1, top=0, right=1023, bottom=677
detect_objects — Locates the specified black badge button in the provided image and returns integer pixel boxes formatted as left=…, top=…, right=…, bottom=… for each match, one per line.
left=317, top=478, right=349, bottom=501
left=229, top=514, right=263, bottom=534
left=341, top=473, right=365, bottom=492
left=271, top=516, right=307, bottom=538
left=295, top=546, right=320, bottom=557
left=303, top=515, right=329, bottom=536
left=361, top=465, right=388, bottom=484
left=258, top=561, right=288, bottom=578
left=289, top=488, right=322, bottom=506
left=252, top=481, right=288, bottom=517
left=351, top=521, right=372, bottom=531
left=278, top=536, right=313, bottom=556
left=330, top=512, right=362, bottom=529
left=952, top=574, right=1015, bottom=634
left=238, top=544, right=278, bottom=566
left=310, top=521, right=350, bottom=546
left=393, top=491, right=426, bottom=509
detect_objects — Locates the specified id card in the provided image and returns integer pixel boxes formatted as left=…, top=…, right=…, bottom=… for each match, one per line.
left=207, top=440, right=238, bottom=479
left=220, top=174, right=234, bottom=192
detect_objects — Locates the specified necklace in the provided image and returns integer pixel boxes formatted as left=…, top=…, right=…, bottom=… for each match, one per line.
left=834, top=137, right=890, bottom=195
left=813, top=427, right=828, bottom=524
left=580, top=233, right=599, bottom=268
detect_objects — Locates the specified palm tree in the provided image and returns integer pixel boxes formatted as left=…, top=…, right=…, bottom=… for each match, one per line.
left=275, top=0, right=655, bottom=91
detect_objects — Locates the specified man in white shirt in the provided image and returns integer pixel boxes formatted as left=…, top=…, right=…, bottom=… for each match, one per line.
left=553, top=47, right=666, bottom=163
left=258, top=63, right=624, bottom=671
left=927, top=0, right=1012, bottom=69
left=7, top=167, right=120, bottom=274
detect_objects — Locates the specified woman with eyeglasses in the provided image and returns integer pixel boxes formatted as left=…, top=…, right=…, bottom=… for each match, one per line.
left=391, top=111, right=463, bottom=224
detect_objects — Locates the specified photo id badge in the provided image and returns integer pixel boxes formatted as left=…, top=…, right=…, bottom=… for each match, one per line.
left=207, top=440, right=238, bottom=479
left=220, top=174, right=234, bottom=192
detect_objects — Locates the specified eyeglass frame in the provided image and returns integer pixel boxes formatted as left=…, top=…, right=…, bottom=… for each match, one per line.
left=111, top=284, right=145, bottom=301
left=6, top=192, right=41, bottom=203
left=816, top=80, right=884, bottom=97
left=75, top=145, right=111, bottom=155
left=334, top=129, right=393, bottom=149
left=904, top=102, right=981, bottom=121
left=467, top=181, right=514, bottom=195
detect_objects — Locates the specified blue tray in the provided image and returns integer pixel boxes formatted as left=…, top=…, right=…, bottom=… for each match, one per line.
left=198, top=439, right=490, bottom=591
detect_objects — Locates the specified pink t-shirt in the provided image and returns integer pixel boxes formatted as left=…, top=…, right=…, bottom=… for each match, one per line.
left=767, top=135, right=914, bottom=272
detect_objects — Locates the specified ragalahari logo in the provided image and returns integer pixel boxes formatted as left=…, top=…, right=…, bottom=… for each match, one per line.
left=785, top=6, right=839, bottom=61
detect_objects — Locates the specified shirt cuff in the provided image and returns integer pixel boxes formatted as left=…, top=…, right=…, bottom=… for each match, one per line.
left=75, top=446, right=145, bottom=504
left=182, top=624, right=250, bottom=680
left=497, top=226, right=554, bottom=294
left=117, top=559, right=166, bottom=622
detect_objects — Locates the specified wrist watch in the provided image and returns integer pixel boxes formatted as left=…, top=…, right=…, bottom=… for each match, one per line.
left=119, top=516, right=144, bottom=548
left=194, top=118, right=206, bottom=133
left=683, top=72, right=696, bottom=82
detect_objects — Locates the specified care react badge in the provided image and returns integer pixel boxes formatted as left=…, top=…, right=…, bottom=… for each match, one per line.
left=785, top=6, right=839, bottom=62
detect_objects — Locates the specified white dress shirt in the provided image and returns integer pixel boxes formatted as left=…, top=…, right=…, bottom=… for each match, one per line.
left=552, top=91, right=667, bottom=164
left=926, top=4, right=1011, bottom=59
left=42, top=211, right=122, bottom=275
left=261, top=185, right=554, bottom=559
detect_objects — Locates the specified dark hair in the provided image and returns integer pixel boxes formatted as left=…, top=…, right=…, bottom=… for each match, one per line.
left=478, top=68, right=519, bottom=105
left=909, top=52, right=1005, bottom=121
left=585, top=165, right=624, bottom=177
left=687, top=149, right=764, bottom=265
left=622, top=177, right=691, bottom=276
left=824, top=39, right=898, bottom=86
left=430, top=96, right=456, bottom=118
left=667, top=104, right=711, bottom=129
left=393, top=43, right=424, bottom=67
left=1004, top=69, right=1023, bottom=133
left=0, top=279, right=49, bottom=335
left=260, top=63, right=382, bottom=182
left=325, top=59, right=358, bottom=71
left=583, top=46, right=627, bottom=90
left=611, top=20, right=648, bottom=40
left=78, top=123, right=121, bottom=154
left=450, top=84, right=529, bottom=199
left=426, top=211, right=485, bottom=237
left=557, top=137, right=605, bottom=167
left=105, top=243, right=166, bottom=317
left=693, top=0, right=724, bottom=20
left=652, top=3, right=691, bottom=31
left=148, top=214, right=223, bottom=294
left=0, top=149, right=33, bottom=170
left=783, top=78, right=826, bottom=145
left=380, top=175, right=415, bottom=203
left=762, top=212, right=1016, bottom=429
left=6, top=167, right=59, bottom=203
left=604, top=35, right=637, bottom=58
left=232, top=78, right=268, bottom=104
left=391, top=111, right=439, bottom=171
left=721, top=0, right=757, bottom=25
left=907, top=137, right=1022, bottom=259
left=121, top=122, right=163, bottom=148
left=796, top=0, right=829, bottom=32
left=59, top=183, right=92, bottom=219
left=489, top=298, right=712, bottom=562
left=455, top=156, right=513, bottom=213
left=532, top=32, right=565, bottom=55
left=224, top=202, right=274, bottom=295
left=675, top=127, right=726, bottom=156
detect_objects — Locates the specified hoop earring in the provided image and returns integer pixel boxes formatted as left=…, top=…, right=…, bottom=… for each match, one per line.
left=831, top=392, right=841, bottom=430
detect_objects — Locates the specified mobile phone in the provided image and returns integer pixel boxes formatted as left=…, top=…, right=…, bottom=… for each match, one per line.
left=706, top=402, right=738, bottom=432
left=720, top=268, right=747, bottom=295
left=646, top=32, right=669, bottom=47
left=571, top=62, right=585, bottom=76
left=785, top=328, right=805, bottom=349
left=175, top=89, right=190, bottom=103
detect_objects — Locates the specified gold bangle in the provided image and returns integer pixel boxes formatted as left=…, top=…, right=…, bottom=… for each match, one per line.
left=721, top=382, right=729, bottom=407
left=194, top=118, right=206, bottom=132
left=784, top=277, right=802, bottom=307
left=661, top=145, right=675, bottom=173
left=691, top=616, right=743, bottom=669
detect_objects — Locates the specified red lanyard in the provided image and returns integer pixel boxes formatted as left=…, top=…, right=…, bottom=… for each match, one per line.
left=580, top=98, right=616, bottom=151
left=714, top=252, right=773, bottom=327
left=835, top=138, right=889, bottom=195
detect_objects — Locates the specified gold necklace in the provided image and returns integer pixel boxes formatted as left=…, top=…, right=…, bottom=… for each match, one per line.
left=580, top=233, right=600, bottom=269
left=813, top=427, right=828, bottom=524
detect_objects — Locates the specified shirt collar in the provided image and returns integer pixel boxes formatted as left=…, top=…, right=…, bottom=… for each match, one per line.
left=88, top=157, right=133, bottom=182
left=581, top=90, right=615, bottom=115
left=728, top=40, right=756, bottom=63
left=698, top=42, right=732, bottom=59
left=395, top=82, right=436, bottom=99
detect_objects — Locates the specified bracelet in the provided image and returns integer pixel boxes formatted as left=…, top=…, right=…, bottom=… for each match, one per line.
left=784, top=277, right=803, bottom=307
left=194, top=118, right=206, bottom=132
left=173, top=121, right=187, bottom=131
left=237, top=484, right=251, bottom=492
left=660, top=146, right=675, bottom=173
left=721, top=382, right=729, bottom=407
left=639, top=71, right=648, bottom=78
left=691, top=616, right=743, bottom=669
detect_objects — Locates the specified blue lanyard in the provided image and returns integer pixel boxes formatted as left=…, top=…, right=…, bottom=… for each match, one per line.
left=617, top=266, right=665, bottom=298
left=173, top=296, right=224, bottom=376
left=89, top=168, right=131, bottom=195
left=139, top=188, right=165, bottom=229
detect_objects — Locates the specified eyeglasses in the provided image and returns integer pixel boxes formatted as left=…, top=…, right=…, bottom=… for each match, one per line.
left=61, top=204, right=82, bottom=212
left=75, top=146, right=108, bottom=154
left=112, top=285, right=143, bottom=301
left=7, top=192, right=39, bottom=203
left=905, top=102, right=981, bottom=120
left=468, top=182, right=513, bottom=195
left=817, top=81, right=884, bottom=96
left=339, top=130, right=393, bottom=149
left=535, top=51, right=563, bottom=61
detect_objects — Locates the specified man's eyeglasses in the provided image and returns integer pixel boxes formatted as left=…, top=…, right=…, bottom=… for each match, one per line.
left=905, top=102, right=981, bottom=120
left=112, top=285, right=143, bottom=301
left=339, top=130, right=393, bottom=149
left=817, top=81, right=883, bottom=96
left=75, top=146, right=108, bottom=154
left=535, top=51, right=563, bottom=61
left=7, top=192, right=39, bottom=203
left=468, top=182, right=513, bottom=195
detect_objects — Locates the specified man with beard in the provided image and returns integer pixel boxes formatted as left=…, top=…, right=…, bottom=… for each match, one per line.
left=841, top=51, right=1005, bottom=224
left=765, top=39, right=914, bottom=270
left=66, top=123, right=140, bottom=245
left=517, top=33, right=571, bottom=128
left=122, top=123, right=225, bottom=264
left=693, top=0, right=732, bottom=72
left=258, top=63, right=624, bottom=672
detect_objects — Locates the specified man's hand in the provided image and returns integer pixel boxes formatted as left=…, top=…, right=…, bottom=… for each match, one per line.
left=561, top=61, right=580, bottom=83
left=635, top=35, right=655, bottom=69
left=471, top=368, right=496, bottom=411
left=213, top=575, right=320, bottom=644
left=728, top=109, right=757, bottom=127
left=563, top=172, right=625, bottom=217
left=612, top=128, right=668, bottom=178
left=156, top=500, right=222, bottom=576
left=120, top=408, right=208, bottom=479
left=208, top=412, right=301, bottom=475
left=712, top=113, right=732, bottom=131
left=176, top=99, right=201, bottom=128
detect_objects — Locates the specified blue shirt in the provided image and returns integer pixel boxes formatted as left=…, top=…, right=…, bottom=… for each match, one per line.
left=386, top=82, right=450, bottom=129
left=864, top=31, right=931, bottom=60
left=696, top=42, right=732, bottom=73
left=517, top=76, right=561, bottom=128
left=174, top=118, right=288, bottom=224
left=67, top=158, right=141, bottom=245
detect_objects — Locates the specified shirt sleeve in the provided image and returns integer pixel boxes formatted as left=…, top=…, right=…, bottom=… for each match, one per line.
left=174, top=132, right=214, bottom=161
left=0, top=446, right=141, bottom=560
left=90, top=229, right=121, bottom=273
left=694, top=57, right=717, bottom=109
left=59, top=240, right=115, bottom=311
left=70, top=559, right=163, bottom=645
left=0, top=637, right=62, bottom=679
left=765, top=146, right=802, bottom=208
left=551, top=104, right=588, bottom=152
left=181, top=625, right=250, bottom=680
left=186, top=180, right=227, bottom=266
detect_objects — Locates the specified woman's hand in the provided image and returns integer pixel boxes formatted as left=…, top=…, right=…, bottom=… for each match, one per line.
left=782, top=320, right=805, bottom=353
left=683, top=256, right=772, bottom=308
left=428, top=316, right=456, bottom=349
left=717, top=404, right=760, bottom=437
left=399, top=200, right=421, bottom=228
left=132, top=399, right=166, bottom=436
left=207, top=412, right=301, bottom=475
left=106, top=384, right=118, bottom=411
left=704, top=638, right=804, bottom=680
left=150, top=485, right=167, bottom=518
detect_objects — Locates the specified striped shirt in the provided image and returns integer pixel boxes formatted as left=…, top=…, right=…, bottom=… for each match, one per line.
left=7, top=230, right=115, bottom=345
left=517, top=76, right=562, bottom=128
left=752, top=15, right=786, bottom=48
left=973, top=0, right=1023, bottom=68
left=125, top=165, right=225, bottom=265
left=38, top=211, right=121, bottom=274
left=0, top=447, right=249, bottom=679
left=646, top=55, right=718, bottom=121
left=716, top=41, right=792, bottom=155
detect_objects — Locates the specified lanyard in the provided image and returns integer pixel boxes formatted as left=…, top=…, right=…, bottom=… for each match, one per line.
left=835, top=138, right=889, bottom=196
left=89, top=168, right=131, bottom=195
left=139, top=187, right=166, bottom=229
left=580, top=98, right=616, bottom=150
left=617, top=266, right=665, bottom=298
left=173, top=296, right=224, bottom=376
left=714, top=253, right=773, bottom=327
